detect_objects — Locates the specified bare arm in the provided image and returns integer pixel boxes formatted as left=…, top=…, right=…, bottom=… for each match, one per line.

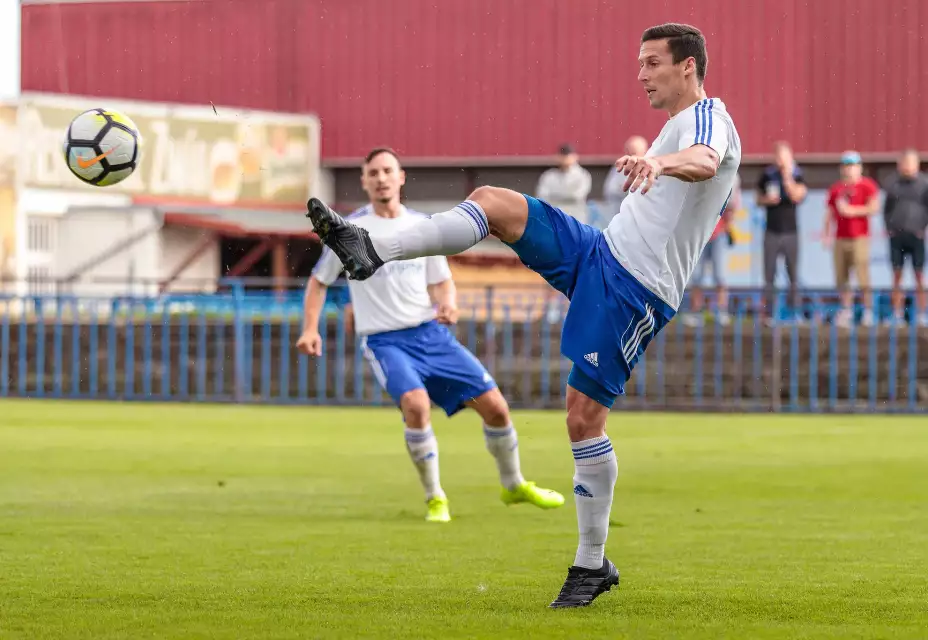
left=656, top=144, right=719, bottom=183
left=296, top=277, right=328, bottom=356
left=428, top=278, right=459, bottom=325
left=757, top=190, right=780, bottom=206
left=781, top=172, right=807, bottom=204
left=303, top=277, right=327, bottom=331
left=843, top=195, right=881, bottom=218
left=822, top=206, right=835, bottom=243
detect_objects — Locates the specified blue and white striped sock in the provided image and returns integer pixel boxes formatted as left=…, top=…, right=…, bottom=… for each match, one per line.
left=483, top=423, right=524, bottom=491
left=571, top=435, right=618, bottom=569
left=405, top=426, right=444, bottom=501
left=371, top=200, right=489, bottom=262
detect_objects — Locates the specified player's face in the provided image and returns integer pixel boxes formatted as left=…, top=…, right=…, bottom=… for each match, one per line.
left=638, top=39, right=689, bottom=110
left=361, top=153, right=406, bottom=204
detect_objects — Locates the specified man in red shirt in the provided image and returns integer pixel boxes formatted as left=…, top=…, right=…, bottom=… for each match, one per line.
left=823, top=151, right=881, bottom=326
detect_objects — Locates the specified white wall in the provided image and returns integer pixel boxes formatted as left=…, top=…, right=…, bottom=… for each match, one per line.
left=15, top=188, right=133, bottom=295
left=56, top=207, right=161, bottom=297
left=159, top=225, right=219, bottom=293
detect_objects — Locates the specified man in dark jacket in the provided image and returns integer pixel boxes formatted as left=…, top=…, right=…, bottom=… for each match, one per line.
left=883, top=149, right=928, bottom=326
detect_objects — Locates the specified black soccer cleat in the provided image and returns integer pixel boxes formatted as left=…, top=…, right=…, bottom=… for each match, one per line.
left=548, top=558, right=620, bottom=609
left=306, top=198, right=384, bottom=281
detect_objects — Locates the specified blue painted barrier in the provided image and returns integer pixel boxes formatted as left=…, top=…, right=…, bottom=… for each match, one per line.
left=0, top=283, right=925, bottom=413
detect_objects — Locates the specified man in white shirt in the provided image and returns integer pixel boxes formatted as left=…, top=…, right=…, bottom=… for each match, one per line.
left=297, top=148, right=564, bottom=524
left=307, top=23, right=741, bottom=608
left=536, top=143, right=593, bottom=204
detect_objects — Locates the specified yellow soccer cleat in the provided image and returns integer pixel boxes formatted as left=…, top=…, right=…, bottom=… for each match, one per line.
left=425, top=496, right=451, bottom=523
left=501, top=481, right=565, bottom=509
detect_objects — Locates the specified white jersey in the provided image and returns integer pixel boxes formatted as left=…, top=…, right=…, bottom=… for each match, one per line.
left=604, top=97, right=741, bottom=310
left=311, top=205, right=452, bottom=336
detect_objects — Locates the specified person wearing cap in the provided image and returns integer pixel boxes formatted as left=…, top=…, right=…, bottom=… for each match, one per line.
left=756, top=141, right=807, bottom=323
left=882, top=149, right=928, bottom=326
left=823, top=151, right=881, bottom=327
left=535, top=143, right=593, bottom=222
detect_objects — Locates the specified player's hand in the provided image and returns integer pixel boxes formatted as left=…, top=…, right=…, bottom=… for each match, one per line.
left=822, top=235, right=833, bottom=249
left=616, top=155, right=663, bottom=195
left=296, top=330, right=322, bottom=357
left=436, top=303, right=459, bottom=325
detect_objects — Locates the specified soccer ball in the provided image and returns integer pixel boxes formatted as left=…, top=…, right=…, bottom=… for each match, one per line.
left=63, top=108, right=142, bottom=186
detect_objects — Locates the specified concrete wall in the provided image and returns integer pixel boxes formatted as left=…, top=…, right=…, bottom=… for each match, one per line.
left=159, top=225, right=220, bottom=293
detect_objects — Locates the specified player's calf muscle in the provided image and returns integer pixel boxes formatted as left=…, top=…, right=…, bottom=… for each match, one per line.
left=469, top=186, right=529, bottom=244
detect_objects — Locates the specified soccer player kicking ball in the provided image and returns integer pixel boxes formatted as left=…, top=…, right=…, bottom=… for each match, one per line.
left=307, top=24, right=741, bottom=608
left=297, top=147, right=564, bottom=524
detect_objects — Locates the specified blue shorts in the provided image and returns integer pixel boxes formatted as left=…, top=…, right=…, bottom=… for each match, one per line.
left=506, top=195, right=676, bottom=408
left=361, top=320, right=497, bottom=417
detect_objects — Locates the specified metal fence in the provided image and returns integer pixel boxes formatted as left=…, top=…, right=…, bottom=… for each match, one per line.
left=0, top=282, right=925, bottom=413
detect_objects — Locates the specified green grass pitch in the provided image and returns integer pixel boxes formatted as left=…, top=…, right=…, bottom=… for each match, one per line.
left=1, top=400, right=926, bottom=639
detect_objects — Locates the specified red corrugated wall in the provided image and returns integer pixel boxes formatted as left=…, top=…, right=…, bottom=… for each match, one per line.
left=21, top=0, right=928, bottom=161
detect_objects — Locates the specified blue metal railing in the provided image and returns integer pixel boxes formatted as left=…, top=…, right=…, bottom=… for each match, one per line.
left=0, top=284, right=924, bottom=413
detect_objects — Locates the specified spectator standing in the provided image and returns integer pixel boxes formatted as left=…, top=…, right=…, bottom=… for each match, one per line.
left=683, top=173, right=741, bottom=326
left=823, top=151, right=881, bottom=327
left=883, top=149, right=928, bottom=326
left=536, top=143, right=592, bottom=223
left=603, top=135, right=649, bottom=220
left=756, top=141, right=808, bottom=322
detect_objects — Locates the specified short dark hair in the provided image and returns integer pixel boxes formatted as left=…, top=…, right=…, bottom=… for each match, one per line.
left=641, top=23, right=708, bottom=84
left=363, top=147, right=401, bottom=166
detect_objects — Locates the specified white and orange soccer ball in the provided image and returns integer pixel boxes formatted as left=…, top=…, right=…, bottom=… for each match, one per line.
left=63, top=108, right=142, bottom=186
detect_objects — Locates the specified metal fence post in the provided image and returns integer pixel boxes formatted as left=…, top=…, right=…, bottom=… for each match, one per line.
left=232, top=280, right=246, bottom=403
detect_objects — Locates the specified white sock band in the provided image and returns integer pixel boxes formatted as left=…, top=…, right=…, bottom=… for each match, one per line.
left=483, top=423, right=524, bottom=491
left=405, top=426, right=444, bottom=501
left=372, top=200, right=489, bottom=262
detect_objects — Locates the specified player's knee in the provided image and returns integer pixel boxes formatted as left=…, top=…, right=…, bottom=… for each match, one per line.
left=400, top=390, right=431, bottom=428
left=468, top=185, right=502, bottom=207
left=472, top=389, right=510, bottom=427
left=566, top=411, right=599, bottom=441
left=565, top=391, right=608, bottom=441
left=466, top=186, right=527, bottom=243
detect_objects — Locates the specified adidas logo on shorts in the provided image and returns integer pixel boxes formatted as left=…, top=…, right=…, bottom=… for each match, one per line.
left=584, top=352, right=599, bottom=367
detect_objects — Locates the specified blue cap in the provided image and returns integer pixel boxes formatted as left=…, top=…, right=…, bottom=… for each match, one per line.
left=840, top=151, right=862, bottom=165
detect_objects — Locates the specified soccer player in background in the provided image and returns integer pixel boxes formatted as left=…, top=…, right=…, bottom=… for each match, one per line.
left=307, top=24, right=741, bottom=608
left=297, top=148, right=564, bottom=524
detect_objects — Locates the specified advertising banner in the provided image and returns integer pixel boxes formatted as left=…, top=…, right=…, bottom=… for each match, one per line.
left=15, top=93, right=320, bottom=209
